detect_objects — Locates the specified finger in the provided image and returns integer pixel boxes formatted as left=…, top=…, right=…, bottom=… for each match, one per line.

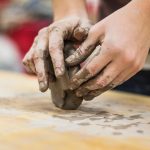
left=23, top=60, right=34, bottom=74
left=86, top=70, right=133, bottom=99
left=83, top=69, right=136, bottom=100
left=23, top=56, right=35, bottom=74
left=83, top=64, right=139, bottom=100
left=112, top=67, right=138, bottom=87
left=22, top=37, right=38, bottom=74
left=75, top=60, right=124, bottom=97
left=73, top=20, right=91, bottom=41
left=83, top=84, right=114, bottom=101
left=28, top=59, right=36, bottom=73
left=34, top=57, right=50, bottom=92
left=83, top=63, right=140, bottom=100
left=33, top=28, right=51, bottom=92
left=69, top=44, right=111, bottom=90
left=65, top=35, right=98, bottom=66
left=111, top=57, right=144, bottom=87
left=48, top=27, right=65, bottom=78
left=66, top=23, right=104, bottom=66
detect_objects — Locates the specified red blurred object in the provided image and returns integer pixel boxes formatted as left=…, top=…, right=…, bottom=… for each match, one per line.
left=0, top=0, right=10, bottom=8
left=8, top=20, right=51, bottom=58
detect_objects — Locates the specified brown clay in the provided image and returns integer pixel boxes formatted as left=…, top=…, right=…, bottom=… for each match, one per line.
left=49, top=43, right=83, bottom=110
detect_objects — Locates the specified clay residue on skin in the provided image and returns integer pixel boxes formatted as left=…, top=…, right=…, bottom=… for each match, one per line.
left=70, top=46, right=102, bottom=90
left=66, top=44, right=97, bottom=66
left=49, top=43, right=83, bottom=110
left=70, top=68, right=91, bottom=90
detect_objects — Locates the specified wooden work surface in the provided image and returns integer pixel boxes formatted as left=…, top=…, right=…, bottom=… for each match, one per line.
left=0, top=71, right=150, bottom=150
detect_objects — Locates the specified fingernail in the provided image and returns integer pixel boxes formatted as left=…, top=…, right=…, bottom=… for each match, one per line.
left=74, top=27, right=85, bottom=41
left=39, top=82, right=46, bottom=92
left=66, top=55, right=75, bottom=63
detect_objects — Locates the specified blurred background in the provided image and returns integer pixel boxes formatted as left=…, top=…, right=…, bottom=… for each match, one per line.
left=0, top=0, right=149, bottom=95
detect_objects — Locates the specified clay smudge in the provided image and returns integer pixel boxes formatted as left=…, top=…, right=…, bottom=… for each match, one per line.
left=128, top=114, right=143, bottom=120
left=112, top=132, right=122, bottom=135
left=112, top=114, right=124, bottom=120
left=137, top=130, right=144, bottom=134
left=78, top=122, right=90, bottom=126
left=112, top=122, right=140, bottom=130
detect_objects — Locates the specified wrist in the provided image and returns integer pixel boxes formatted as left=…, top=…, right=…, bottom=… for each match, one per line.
left=52, top=0, right=88, bottom=21
left=54, top=11, right=88, bottom=21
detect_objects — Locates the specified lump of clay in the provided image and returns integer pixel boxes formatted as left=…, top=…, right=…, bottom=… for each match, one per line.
left=49, top=43, right=83, bottom=110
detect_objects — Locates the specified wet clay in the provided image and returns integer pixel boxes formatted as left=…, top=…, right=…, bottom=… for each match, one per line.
left=49, top=44, right=83, bottom=110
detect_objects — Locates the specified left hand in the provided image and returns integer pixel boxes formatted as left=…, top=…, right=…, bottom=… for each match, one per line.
left=22, top=16, right=91, bottom=92
left=66, top=1, right=150, bottom=100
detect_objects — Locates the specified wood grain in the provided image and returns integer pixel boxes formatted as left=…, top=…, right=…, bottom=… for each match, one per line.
left=0, top=71, right=150, bottom=150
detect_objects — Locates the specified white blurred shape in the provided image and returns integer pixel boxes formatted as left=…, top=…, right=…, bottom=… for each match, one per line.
left=0, top=35, right=22, bottom=72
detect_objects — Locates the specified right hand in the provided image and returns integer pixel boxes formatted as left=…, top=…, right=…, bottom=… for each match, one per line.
left=22, top=16, right=91, bottom=92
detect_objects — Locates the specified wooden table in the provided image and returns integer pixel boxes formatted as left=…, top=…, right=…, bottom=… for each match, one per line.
left=0, top=71, right=150, bottom=150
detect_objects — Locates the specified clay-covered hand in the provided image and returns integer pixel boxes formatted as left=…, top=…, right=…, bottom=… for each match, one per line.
left=66, top=1, right=150, bottom=100
left=22, top=16, right=91, bottom=92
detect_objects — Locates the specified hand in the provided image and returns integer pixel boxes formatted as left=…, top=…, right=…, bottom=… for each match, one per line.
left=66, top=2, right=150, bottom=100
left=22, top=16, right=91, bottom=92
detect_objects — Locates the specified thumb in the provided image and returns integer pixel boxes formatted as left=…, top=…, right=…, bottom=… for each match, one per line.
left=66, top=21, right=105, bottom=66
left=66, top=25, right=102, bottom=66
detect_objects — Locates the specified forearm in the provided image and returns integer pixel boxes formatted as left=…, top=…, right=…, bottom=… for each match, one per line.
left=52, top=0, right=88, bottom=20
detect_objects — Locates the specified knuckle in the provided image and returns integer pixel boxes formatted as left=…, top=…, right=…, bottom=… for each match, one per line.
left=86, top=65, right=97, bottom=76
left=76, top=47, right=85, bottom=56
left=32, top=52, right=41, bottom=60
left=89, top=26, right=96, bottom=35
left=102, top=41, right=123, bottom=55
left=88, top=28, right=95, bottom=38
left=81, top=20, right=91, bottom=29
left=49, top=45, right=57, bottom=52
left=38, top=28, right=47, bottom=35
left=48, top=25, right=61, bottom=33
left=84, top=67, right=95, bottom=78
left=127, top=55, right=135, bottom=64
left=133, top=61, right=142, bottom=72
left=96, top=75, right=111, bottom=88
left=96, top=79, right=107, bottom=88
left=37, top=72, right=44, bottom=79
left=121, top=51, right=135, bottom=64
left=111, top=44, right=123, bottom=54
left=49, top=40, right=63, bottom=52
